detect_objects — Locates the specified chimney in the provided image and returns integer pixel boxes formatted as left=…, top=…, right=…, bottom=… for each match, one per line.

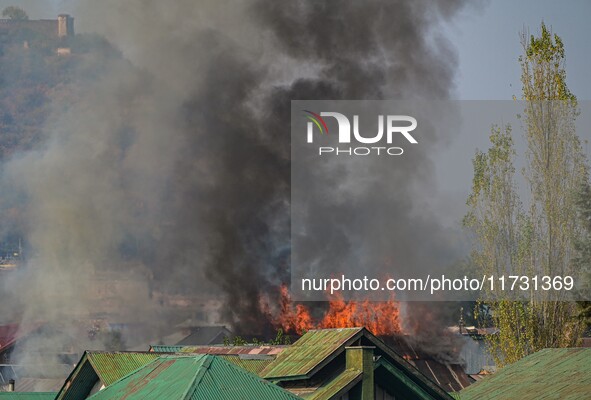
left=8, top=379, right=15, bottom=392
left=345, top=346, right=375, bottom=400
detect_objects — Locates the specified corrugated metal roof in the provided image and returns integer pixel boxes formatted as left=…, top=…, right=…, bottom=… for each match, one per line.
left=150, top=344, right=286, bottom=355
left=382, top=335, right=473, bottom=391
left=86, top=355, right=301, bottom=400
left=150, top=345, right=184, bottom=353
left=151, top=345, right=278, bottom=376
left=307, top=369, right=362, bottom=400
left=86, top=352, right=160, bottom=386
left=192, top=355, right=300, bottom=400
left=409, top=360, right=471, bottom=392
left=261, top=328, right=363, bottom=380
left=217, top=355, right=274, bottom=375
left=180, top=345, right=286, bottom=355
left=0, top=394, right=55, bottom=400
left=56, top=351, right=160, bottom=400
left=459, top=348, right=591, bottom=400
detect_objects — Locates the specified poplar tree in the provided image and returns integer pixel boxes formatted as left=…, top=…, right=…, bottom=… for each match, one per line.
left=464, top=23, right=587, bottom=366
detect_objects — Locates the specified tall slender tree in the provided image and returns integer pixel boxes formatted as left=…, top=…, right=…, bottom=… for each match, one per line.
left=464, top=23, right=587, bottom=366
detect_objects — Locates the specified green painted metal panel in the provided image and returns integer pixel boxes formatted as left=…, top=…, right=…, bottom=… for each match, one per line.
left=217, top=355, right=274, bottom=376
left=191, top=355, right=301, bottom=400
left=150, top=345, right=184, bottom=353
left=87, top=352, right=160, bottom=386
left=459, top=348, right=591, bottom=400
left=306, top=369, right=362, bottom=400
left=0, top=394, right=55, bottom=400
left=88, top=356, right=209, bottom=400
left=56, top=351, right=160, bottom=400
left=261, top=328, right=363, bottom=379
left=87, top=355, right=301, bottom=400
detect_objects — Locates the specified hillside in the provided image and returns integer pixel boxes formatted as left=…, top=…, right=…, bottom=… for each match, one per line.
left=0, top=22, right=121, bottom=159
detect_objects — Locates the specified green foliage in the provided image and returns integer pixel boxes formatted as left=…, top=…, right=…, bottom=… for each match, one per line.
left=231, top=336, right=248, bottom=346
left=222, top=329, right=292, bottom=346
left=269, top=328, right=292, bottom=345
left=463, top=124, right=525, bottom=279
left=573, top=182, right=591, bottom=331
left=465, top=23, right=588, bottom=367
left=2, top=6, right=28, bottom=20
left=520, top=22, right=576, bottom=103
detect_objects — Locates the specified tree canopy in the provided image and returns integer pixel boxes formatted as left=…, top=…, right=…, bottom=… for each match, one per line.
left=464, top=22, right=588, bottom=367
left=2, top=6, right=29, bottom=21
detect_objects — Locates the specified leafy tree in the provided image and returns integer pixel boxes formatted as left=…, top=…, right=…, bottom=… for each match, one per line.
left=464, top=23, right=587, bottom=367
left=573, top=183, right=591, bottom=332
left=2, top=6, right=28, bottom=20
left=222, top=329, right=292, bottom=346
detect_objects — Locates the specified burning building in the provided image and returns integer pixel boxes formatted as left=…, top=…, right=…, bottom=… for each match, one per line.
left=0, top=0, right=478, bottom=390
left=44, top=327, right=462, bottom=399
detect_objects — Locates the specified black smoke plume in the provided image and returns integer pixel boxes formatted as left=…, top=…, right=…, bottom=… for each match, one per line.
left=0, top=0, right=476, bottom=353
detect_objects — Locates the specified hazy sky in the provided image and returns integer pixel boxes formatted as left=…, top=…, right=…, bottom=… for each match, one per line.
left=2, top=0, right=590, bottom=228
left=3, top=1, right=590, bottom=100
left=445, top=0, right=591, bottom=100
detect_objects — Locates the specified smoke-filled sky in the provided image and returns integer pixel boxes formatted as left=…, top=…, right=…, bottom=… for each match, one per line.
left=0, top=0, right=590, bottom=361
left=0, top=0, right=476, bottom=342
left=3, top=0, right=591, bottom=99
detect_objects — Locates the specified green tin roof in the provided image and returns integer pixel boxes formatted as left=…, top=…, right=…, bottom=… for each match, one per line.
left=261, top=328, right=363, bottom=380
left=87, top=351, right=160, bottom=386
left=150, top=345, right=184, bottom=352
left=150, top=346, right=276, bottom=375
left=218, top=355, right=275, bottom=375
left=459, top=348, right=591, bottom=400
left=56, top=351, right=160, bottom=400
left=260, top=327, right=454, bottom=400
left=306, top=369, right=362, bottom=400
left=0, top=394, right=55, bottom=400
left=87, top=355, right=301, bottom=400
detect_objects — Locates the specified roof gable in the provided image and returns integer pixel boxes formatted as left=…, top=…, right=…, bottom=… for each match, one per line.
left=86, top=352, right=160, bottom=386
left=260, top=327, right=454, bottom=400
left=260, top=328, right=363, bottom=379
left=56, top=351, right=159, bottom=400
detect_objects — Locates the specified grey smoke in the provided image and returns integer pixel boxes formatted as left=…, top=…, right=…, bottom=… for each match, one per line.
left=0, top=0, right=477, bottom=357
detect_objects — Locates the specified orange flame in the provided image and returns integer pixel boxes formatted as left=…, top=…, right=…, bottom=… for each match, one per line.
left=266, top=285, right=401, bottom=336
left=270, top=285, right=315, bottom=334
